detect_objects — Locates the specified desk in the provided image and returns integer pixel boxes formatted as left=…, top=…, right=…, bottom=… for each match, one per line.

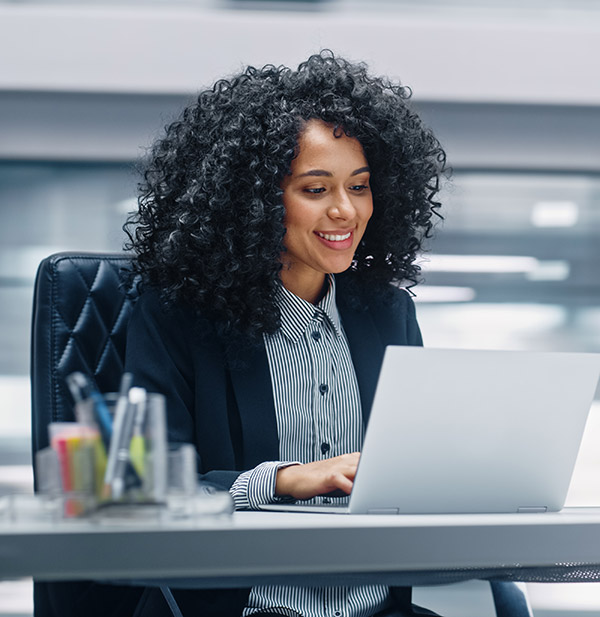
left=2, top=508, right=600, bottom=587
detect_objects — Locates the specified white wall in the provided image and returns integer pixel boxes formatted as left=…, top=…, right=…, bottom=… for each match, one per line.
left=1, top=5, right=600, bottom=169
left=1, top=5, right=599, bottom=104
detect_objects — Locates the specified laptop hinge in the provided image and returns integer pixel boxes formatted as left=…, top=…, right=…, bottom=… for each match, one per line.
left=517, top=506, right=548, bottom=513
left=367, top=508, right=400, bottom=515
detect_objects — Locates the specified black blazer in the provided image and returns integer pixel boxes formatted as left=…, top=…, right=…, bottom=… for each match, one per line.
left=124, top=277, right=423, bottom=490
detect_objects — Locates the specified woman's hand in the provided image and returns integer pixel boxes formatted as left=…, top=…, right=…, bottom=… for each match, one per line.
left=275, top=452, right=360, bottom=500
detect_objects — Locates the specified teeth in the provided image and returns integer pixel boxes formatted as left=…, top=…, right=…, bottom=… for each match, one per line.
left=317, top=231, right=352, bottom=242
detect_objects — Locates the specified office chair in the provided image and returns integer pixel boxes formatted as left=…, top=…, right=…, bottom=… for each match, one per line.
left=29, top=251, right=532, bottom=617
left=30, top=251, right=182, bottom=617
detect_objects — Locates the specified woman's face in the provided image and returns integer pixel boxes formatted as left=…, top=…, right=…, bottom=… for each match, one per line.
left=280, top=119, right=373, bottom=303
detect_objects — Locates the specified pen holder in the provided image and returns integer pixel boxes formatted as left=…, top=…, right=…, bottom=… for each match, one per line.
left=165, top=443, right=199, bottom=518
left=102, top=391, right=168, bottom=504
left=41, top=382, right=233, bottom=521
left=44, top=423, right=105, bottom=517
left=0, top=493, right=64, bottom=524
left=43, top=391, right=168, bottom=515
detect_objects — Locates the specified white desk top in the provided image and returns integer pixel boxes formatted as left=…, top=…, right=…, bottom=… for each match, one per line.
left=2, top=507, right=600, bottom=585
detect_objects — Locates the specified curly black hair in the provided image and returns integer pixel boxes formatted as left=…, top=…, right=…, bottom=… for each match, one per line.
left=124, top=50, right=446, bottom=340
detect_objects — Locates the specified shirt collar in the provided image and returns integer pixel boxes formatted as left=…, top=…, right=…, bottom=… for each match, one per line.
left=275, top=275, right=343, bottom=343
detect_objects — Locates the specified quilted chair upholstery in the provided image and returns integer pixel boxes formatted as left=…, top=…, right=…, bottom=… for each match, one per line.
left=30, top=254, right=179, bottom=617
left=30, top=252, right=138, bottom=458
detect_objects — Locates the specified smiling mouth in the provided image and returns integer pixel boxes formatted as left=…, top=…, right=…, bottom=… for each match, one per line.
left=316, top=231, right=352, bottom=242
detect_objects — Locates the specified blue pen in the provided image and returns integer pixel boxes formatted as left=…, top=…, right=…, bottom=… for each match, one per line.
left=66, top=372, right=113, bottom=447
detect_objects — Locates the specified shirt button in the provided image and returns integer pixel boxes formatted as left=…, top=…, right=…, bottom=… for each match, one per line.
left=319, top=383, right=328, bottom=395
left=311, top=331, right=321, bottom=341
left=334, top=612, right=342, bottom=617
left=320, top=442, right=330, bottom=455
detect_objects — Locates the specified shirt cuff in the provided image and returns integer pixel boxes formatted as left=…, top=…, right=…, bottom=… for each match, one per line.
left=229, top=461, right=300, bottom=510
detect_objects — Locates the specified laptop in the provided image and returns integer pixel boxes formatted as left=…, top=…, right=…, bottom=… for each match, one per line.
left=260, top=346, right=600, bottom=514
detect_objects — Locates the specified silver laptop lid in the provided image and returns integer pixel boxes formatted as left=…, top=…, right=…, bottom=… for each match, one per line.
left=349, top=347, right=600, bottom=514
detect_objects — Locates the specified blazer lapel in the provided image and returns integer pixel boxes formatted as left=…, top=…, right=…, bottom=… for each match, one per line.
left=338, top=300, right=386, bottom=425
left=226, top=342, right=280, bottom=468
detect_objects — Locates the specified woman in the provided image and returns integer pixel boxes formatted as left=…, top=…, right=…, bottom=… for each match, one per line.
left=124, top=51, right=445, bottom=617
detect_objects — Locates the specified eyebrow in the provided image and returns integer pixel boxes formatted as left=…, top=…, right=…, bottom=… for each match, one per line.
left=297, top=166, right=370, bottom=178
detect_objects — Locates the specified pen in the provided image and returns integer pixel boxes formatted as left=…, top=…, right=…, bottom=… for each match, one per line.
left=66, top=372, right=93, bottom=424
left=103, top=372, right=133, bottom=495
left=111, top=387, right=145, bottom=499
left=66, top=372, right=113, bottom=447
left=128, top=388, right=147, bottom=479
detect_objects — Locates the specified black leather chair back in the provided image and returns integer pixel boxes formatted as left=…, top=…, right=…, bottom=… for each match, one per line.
left=30, top=252, right=138, bottom=459
left=30, top=253, right=179, bottom=616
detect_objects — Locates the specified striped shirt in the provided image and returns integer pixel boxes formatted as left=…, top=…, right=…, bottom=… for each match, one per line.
left=230, top=277, right=392, bottom=617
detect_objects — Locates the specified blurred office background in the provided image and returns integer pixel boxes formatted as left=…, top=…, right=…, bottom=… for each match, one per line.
left=1, top=1, right=600, bottom=615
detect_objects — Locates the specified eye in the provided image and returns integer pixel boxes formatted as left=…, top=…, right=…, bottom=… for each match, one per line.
left=350, top=184, right=369, bottom=192
left=303, top=187, right=326, bottom=194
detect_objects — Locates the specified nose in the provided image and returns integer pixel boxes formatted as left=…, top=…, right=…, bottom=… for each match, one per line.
left=328, top=189, right=356, bottom=220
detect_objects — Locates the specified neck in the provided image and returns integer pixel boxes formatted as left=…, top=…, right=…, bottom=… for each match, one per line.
left=279, top=270, right=328, bottom=304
